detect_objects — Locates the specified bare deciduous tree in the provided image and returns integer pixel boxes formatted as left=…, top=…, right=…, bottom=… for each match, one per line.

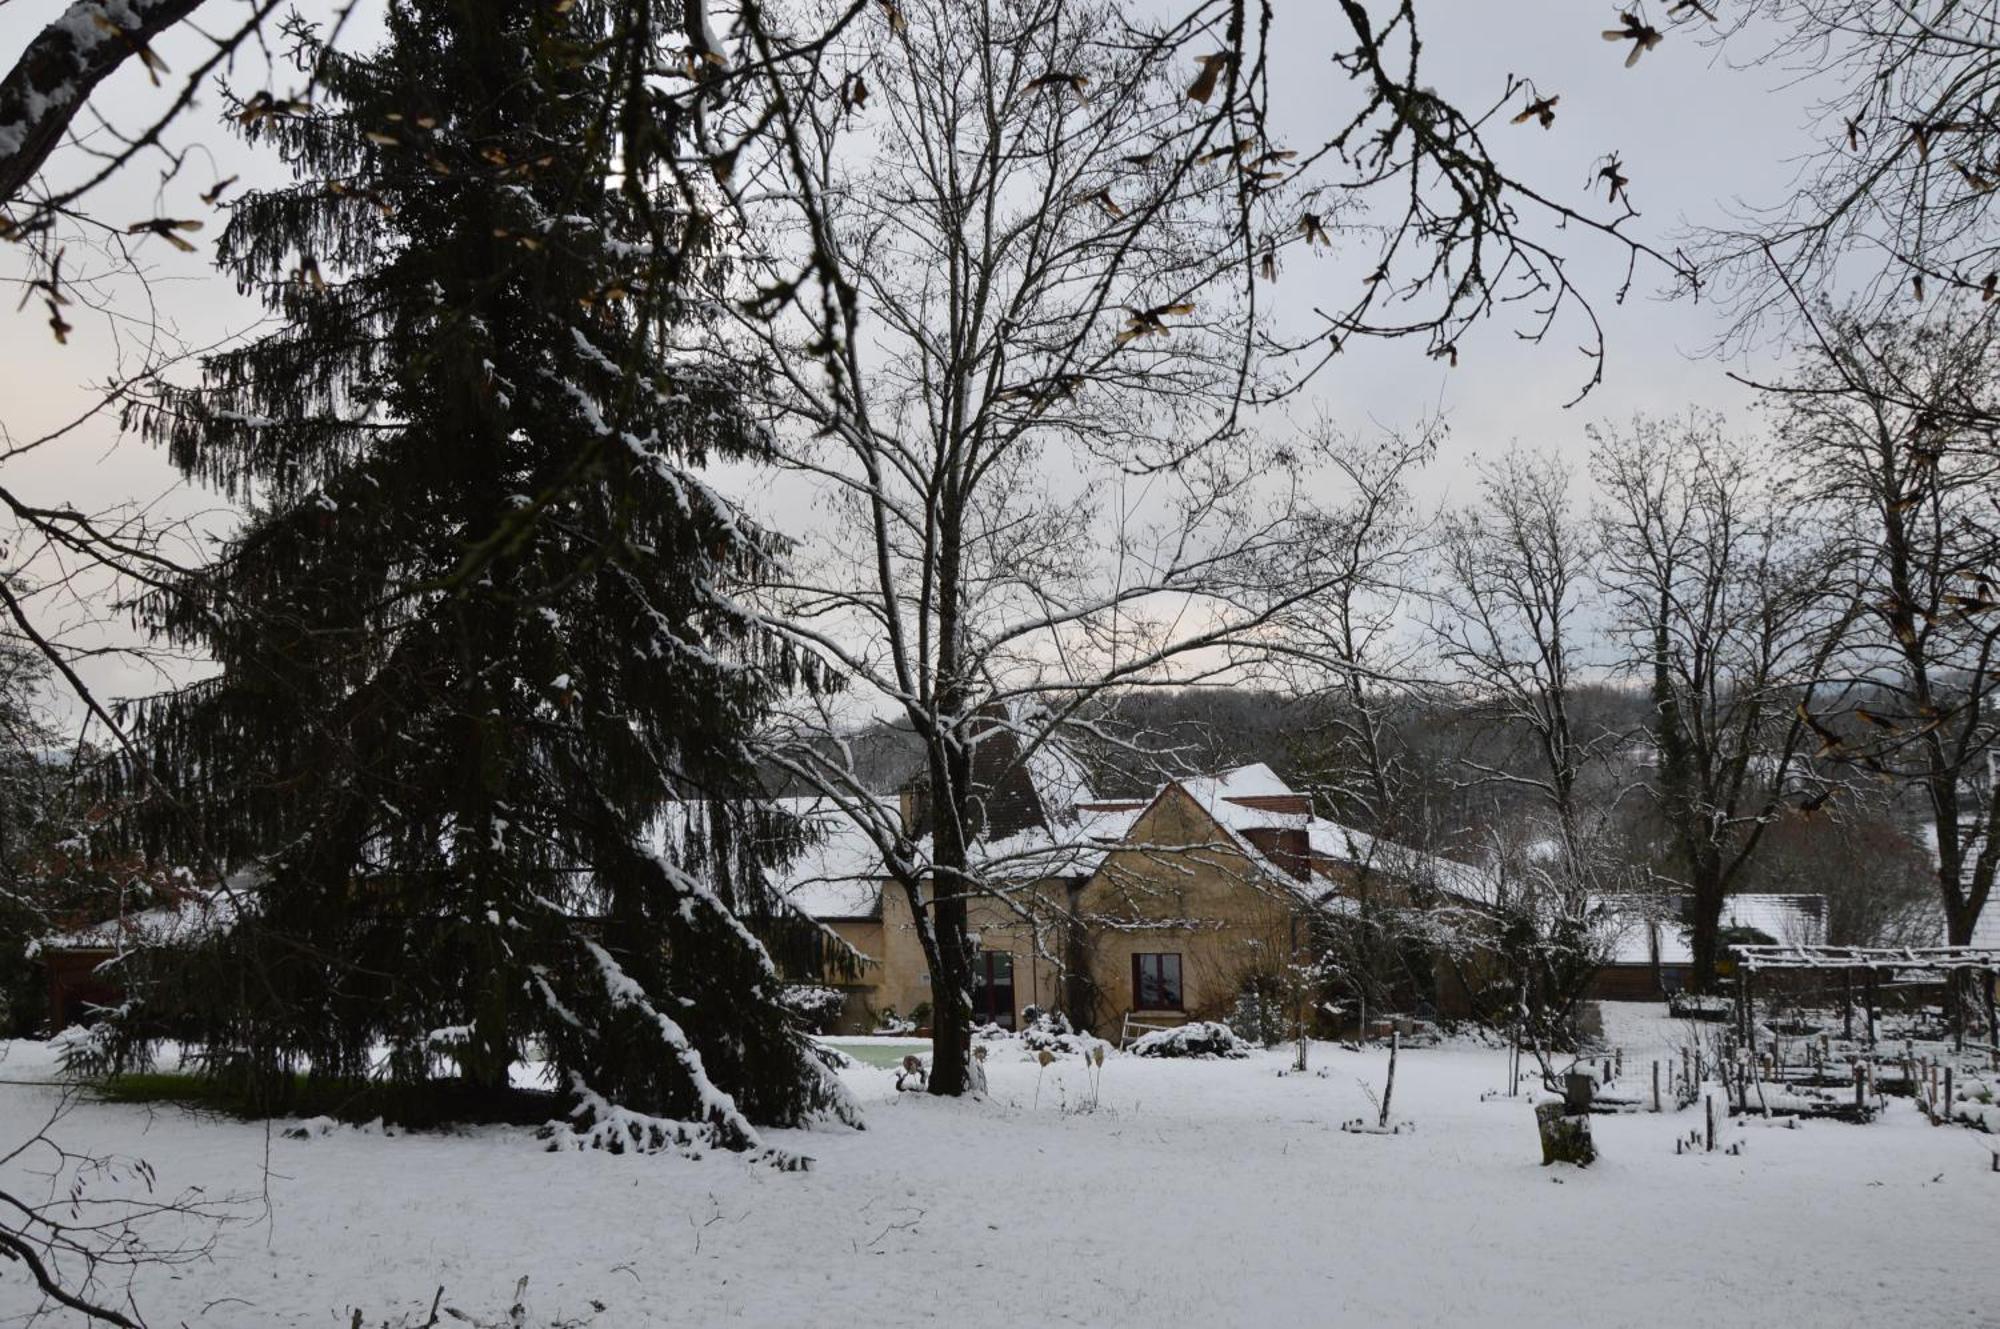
left=1427, top=450, right=1626, bottom=1037
left=1432, top=450, right=1605, bottom=873
left=1701, top=0, right=2000, bottom=336
left=1272, top=423, right=1437, bottom=836
left=716, top=0, right=1384, bottom=1094
left=1591, top=412, right=1849, bottom=990
left=1768, top=308, right=2000, bottom=976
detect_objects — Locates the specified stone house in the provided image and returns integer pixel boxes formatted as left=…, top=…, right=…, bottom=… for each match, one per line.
left=774, top=749, right=1499, bottom=1039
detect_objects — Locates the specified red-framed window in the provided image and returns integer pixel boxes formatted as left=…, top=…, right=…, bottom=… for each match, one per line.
left=972, top=951, right=1017, bottom=1029
left=1132, top=952, right=1183, bottom=1010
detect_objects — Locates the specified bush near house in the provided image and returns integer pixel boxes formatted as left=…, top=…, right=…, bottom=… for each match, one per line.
left=1021, top=1006, right=1092, bottom=1055
left=1129, top=1021, right=1250, bottom=1059
left=1228, top=974, right=1292, bottom=1047
left=781, top=985, right=848, bottom=1035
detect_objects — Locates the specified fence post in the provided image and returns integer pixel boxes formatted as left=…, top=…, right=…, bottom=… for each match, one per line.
left=1865, top=968, right=1878, bottom=1049
left=1985, top=972, right=1999, bottom=1071
left=1743, top=970, right=1757, bottom=1057
left=1378, top=1030, right=1399, bottom=1130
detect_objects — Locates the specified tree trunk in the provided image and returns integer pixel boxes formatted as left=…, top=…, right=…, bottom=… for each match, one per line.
left=1687, top=865, right=1725, bottom=995
left=1061, top=883, right=1093, bottom=1031
left=920, top=708, right=975, bottom=1096
left=1943, top=894, right=1977, bottom=1035
left=1534, top=1100, right=1595, bottom=1166
left=917, top=465, right=978, bottom=1096
left=896, top=871, right=970, bottom=1096
left=926, top=886, right=973, bottom=1096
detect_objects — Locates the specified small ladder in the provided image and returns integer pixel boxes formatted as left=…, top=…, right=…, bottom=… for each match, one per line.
left=1120, top=1013, right=1180, bottom=1049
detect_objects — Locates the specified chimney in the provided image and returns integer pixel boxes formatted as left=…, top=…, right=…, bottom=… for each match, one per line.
left=899, top=778, right=930, bottom=837
left=1243, top=826, right=1312, bottom=882
left=1223, top=793, right=1311, bottom=817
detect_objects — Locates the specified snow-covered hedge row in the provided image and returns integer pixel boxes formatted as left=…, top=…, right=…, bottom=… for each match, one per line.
left=1128, top=1021, right=1250, bottom=1059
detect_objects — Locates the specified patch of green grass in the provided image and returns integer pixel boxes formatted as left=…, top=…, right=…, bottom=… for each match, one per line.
left=89, top=1070, right=561, bottom=1126
left=92, top=1071, right=256, bottom=1111
left=823, top=1039, right=926, bottom=1069
left=93, top=1072, right=229, bottom=1112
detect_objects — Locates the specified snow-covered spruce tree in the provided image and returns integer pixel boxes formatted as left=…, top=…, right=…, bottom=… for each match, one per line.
left=106, top=0, right=855, bottom=1154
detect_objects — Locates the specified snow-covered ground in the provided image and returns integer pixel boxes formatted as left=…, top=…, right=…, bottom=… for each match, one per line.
left=0, top=1004, right=1992, bottom=1328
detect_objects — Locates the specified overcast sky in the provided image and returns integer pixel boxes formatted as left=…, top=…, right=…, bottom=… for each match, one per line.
left=0, top=0, right=1832, bottom=726
left=1255, top=2, right=1816, bottom=495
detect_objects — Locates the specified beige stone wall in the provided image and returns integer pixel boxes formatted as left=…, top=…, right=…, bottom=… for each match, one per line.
left=824, top=917, right=883, bottom=971
left=804, top=918, right=884, bottom=1035
left=815, top=882, right=1068, bottom=1031
left=798, top=786, right=1506, bottom=1038
left=1074, top=785, right=1303, bottom=1036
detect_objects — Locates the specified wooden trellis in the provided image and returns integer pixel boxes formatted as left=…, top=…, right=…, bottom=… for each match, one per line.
left=1734, top=944, right=2000, bottom=973
left=1730, top=945, right=2000, bottom=1058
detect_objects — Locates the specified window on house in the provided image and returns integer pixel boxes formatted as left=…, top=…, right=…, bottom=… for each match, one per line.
left=972, top=951, right=1016, bottom=1029
left=1132, top=953, right=1183, bottom=1010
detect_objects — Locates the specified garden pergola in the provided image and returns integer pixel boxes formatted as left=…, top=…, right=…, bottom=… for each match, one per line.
left=1731, top=945, right=2000, bottom=1057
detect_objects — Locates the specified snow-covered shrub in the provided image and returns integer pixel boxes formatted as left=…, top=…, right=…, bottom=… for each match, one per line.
left=873, top=1008, right=915, bottom=1035
left=1228, top=976, right=1289, bottom=1047
left=1129, top=1021, right=1250, bottom=1059
left=1021, top=1007, right=1088, bottom=1054
left=782, top=984, right=847, bottom=1034
left=1668, top=992, right=1732, bottom=1021
left=49, top=1020, right=136, bottom=1079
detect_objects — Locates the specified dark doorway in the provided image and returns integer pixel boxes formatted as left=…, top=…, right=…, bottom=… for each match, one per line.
left=973, top=950, right=1016, bottom=1029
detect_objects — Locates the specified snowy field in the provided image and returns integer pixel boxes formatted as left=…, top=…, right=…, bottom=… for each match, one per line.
left=0, top=1004, right=1993, bottom=1328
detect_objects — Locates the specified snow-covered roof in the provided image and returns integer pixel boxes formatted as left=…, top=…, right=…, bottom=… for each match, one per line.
left=763, top=760, right=1499, bottom=922
left=1075, top=802, right=1145, bottom=843
left=949, top=808, right=1143, bottom=883
left=764, top=725, right=1133, bottom=919
left=1124, top=764, right=1498, bottom=906
left=770, top=797, right=895, bottom=920
left=770, top=792, right=1149, bottom=921
left=1601, top=894, right=1829, bottom=966
left=1305, top=818, right=1499, bottom=906
left=772, top=761, right=1297, bottom=920
left=1175, top=765, right=1319, bottom=844
left=38, top=886, right=248, bottom=956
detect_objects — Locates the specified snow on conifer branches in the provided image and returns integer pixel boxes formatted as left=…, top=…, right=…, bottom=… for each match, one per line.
left=79, top=0, right=864, bottom=1149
